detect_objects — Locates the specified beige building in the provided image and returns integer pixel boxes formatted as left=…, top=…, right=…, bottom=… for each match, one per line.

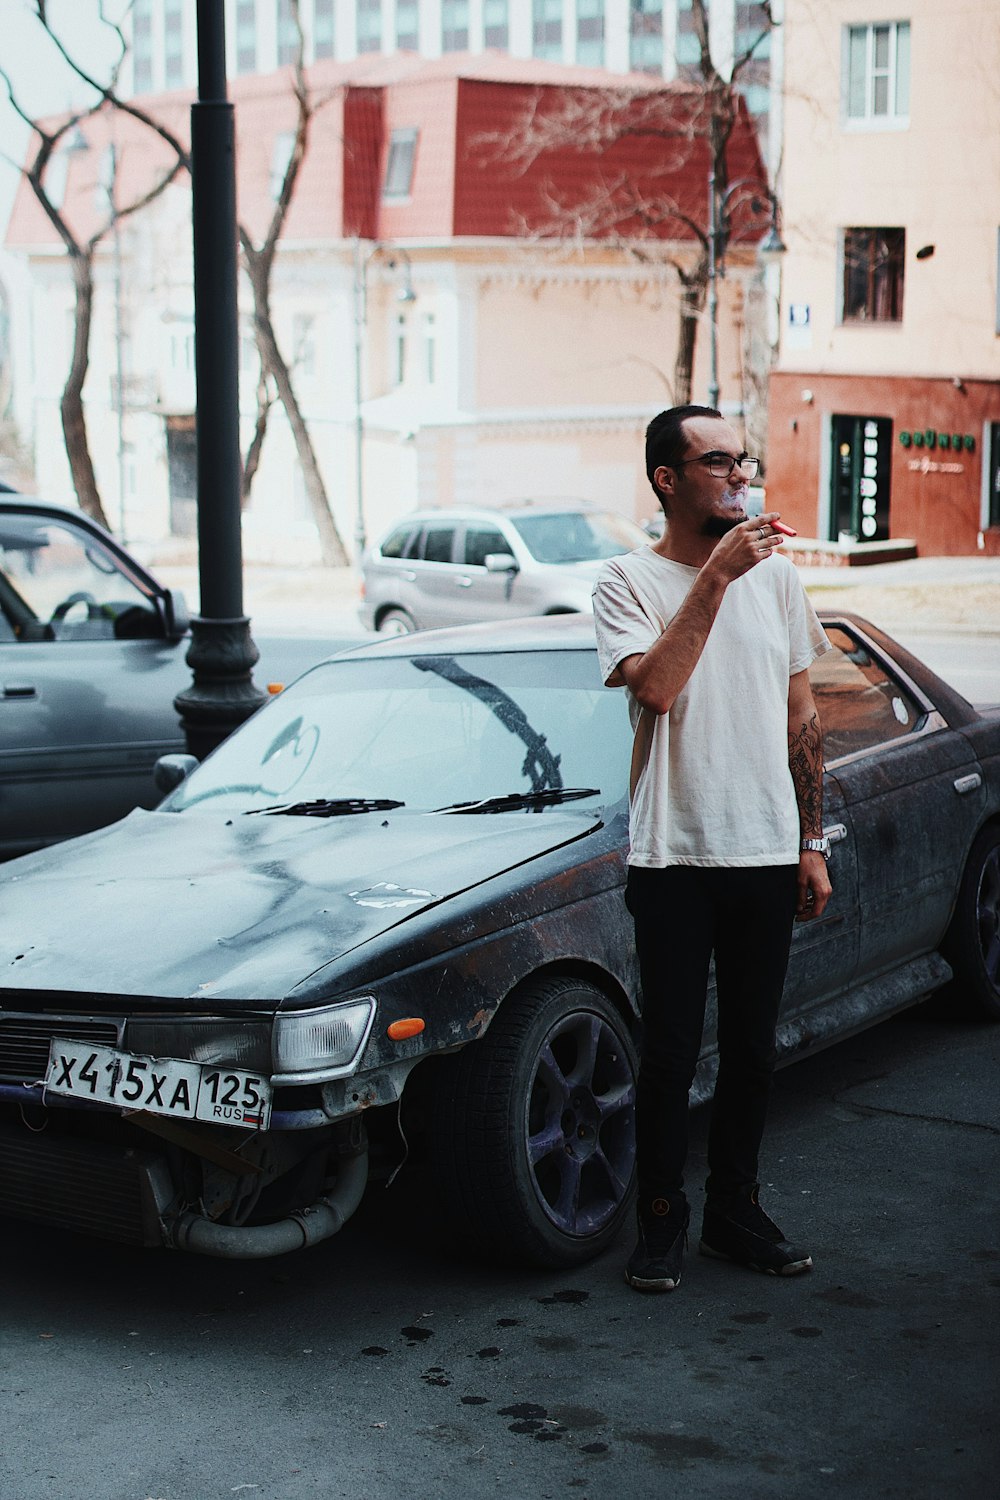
left=5, top=55, right=768, bottom=562
left=767, top=0, right=1000, bottom=557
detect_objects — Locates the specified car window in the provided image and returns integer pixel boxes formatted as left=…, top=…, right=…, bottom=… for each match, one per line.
left=511, top=511, right=647, bottom=564
left=421, top=526, right=456, bottom=564
left=165, top=650, right=631, bottom=814
left=379, top=523, right=418, bottom=560
left=810, top=626, right=925, bottom=761
left=0, top=512, right=160, bottom=642
left=464, top=527, right=514, bottom=567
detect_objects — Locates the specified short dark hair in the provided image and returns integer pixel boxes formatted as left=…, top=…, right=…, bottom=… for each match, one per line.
left=645, top=404, right=721, bottom=502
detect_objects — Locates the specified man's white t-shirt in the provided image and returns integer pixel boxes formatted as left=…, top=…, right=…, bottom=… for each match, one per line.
left=593, top=546, right=831, bottom=869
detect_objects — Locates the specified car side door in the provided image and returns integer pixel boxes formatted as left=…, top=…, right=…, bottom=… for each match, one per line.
left=814, top=622, right=987, bottom=981
left=452, top=522, right=522, bottom=622
left=0, top=507, right=189, bottom=856
left=408, top=523, right=463, bottom=627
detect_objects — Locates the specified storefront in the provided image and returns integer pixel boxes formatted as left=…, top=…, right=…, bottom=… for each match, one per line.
left=766, top=373, right=1000, bottom=557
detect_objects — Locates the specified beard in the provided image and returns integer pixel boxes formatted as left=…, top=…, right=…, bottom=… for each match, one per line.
left=701, top=513, right=744, bottom=538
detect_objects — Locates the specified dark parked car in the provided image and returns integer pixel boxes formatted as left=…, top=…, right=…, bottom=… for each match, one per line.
left=0, top=614, right=997, bottom=1267
left=0, top=496, right=347, bottom=858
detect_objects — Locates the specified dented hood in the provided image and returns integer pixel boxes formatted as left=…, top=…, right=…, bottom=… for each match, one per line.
left=0, top=806, right=599, bottom=1003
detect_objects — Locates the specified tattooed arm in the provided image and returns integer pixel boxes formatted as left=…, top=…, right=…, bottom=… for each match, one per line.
left=788, top=669, right=832, bottom=921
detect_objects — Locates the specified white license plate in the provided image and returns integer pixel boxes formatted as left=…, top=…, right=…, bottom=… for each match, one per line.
left=45, top=1039, right=272, bottom=1130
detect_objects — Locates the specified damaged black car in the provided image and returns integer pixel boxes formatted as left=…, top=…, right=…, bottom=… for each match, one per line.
left=1, top=614, right=998, bottom=1267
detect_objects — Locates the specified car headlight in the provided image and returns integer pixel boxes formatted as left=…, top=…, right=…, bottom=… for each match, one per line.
left=125, top=1018, right=272, bottom=1072
left=271, top=998, right=376, bottom=1083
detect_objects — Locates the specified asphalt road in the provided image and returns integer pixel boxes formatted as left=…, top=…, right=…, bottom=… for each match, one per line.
left=3, top=1005, right=998, bottom=1500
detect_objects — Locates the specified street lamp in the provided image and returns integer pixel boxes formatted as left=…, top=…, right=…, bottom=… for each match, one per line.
left=706, top=169, right=785, bottom=412
left=175, top=0, right=266, bottom=759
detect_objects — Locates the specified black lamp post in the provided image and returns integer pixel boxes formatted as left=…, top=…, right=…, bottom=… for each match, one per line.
left=706, top=169, right=785, bottom=412
left=174, top=0, right=266, bottom=759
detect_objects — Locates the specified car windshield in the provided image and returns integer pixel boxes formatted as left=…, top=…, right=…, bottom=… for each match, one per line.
left=164, top=649, right=631, bottom=815
left=510, top=511, right=647, bottom=565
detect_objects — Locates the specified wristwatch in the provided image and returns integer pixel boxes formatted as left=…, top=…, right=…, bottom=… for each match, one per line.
left=800, top=836, right=831, bottom=861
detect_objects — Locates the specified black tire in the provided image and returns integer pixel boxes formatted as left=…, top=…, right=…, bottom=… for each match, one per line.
left=376, top=608, right=416, bottom=636
left=942, top=823, right=1000, bottom=1021
left=429, top=978, right=637, bottom=1268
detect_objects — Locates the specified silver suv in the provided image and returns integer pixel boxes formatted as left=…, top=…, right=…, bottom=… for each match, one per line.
left=360, top=502, right=649, bottom=634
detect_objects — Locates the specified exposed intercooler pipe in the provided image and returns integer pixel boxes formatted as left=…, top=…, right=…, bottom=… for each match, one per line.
left=169, top=1140, right=369, bottom=1258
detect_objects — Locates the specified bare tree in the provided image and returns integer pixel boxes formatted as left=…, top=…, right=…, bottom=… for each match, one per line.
left=0, top=6, right=184, bottom=527
left=237, top=0, right=349, bottom=565
left=486, top=0, right=774, bottom=406
left=13, top=0, right=349, bottom=562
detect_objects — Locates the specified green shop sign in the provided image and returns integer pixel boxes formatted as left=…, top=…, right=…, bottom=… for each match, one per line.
left=899, top=430, right=976, bottom=451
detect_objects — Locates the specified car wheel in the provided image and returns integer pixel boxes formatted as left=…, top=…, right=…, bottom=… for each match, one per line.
left=377, top=609, right=416, bottom=636
left=942, top=823, right=1000, bottom=1021
left=429, top=978, right=637, bottom=1267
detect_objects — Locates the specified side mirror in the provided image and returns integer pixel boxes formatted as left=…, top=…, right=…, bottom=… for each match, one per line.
left=484, top=553, right=519, bottom=575
left=160, top=588, right=190, bottom=641
left=154, top=753, right=199, bottom=796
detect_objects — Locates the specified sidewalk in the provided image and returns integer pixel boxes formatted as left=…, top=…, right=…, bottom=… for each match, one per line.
left=147, top=550, right=1000, bottom=639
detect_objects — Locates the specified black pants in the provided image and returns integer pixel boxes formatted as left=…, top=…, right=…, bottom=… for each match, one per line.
left=626, top=863, right=798, bottom=1204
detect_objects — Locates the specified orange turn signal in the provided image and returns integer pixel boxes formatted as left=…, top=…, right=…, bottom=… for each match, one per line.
left=387, top=1018, right=426, bottom=1041
left=266, top=682, right=284, bottom=695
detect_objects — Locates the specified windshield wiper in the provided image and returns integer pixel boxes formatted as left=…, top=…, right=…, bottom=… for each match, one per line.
left=247, top=798, right=405, bottom=818
left=435, top=788, right=599, bottom=815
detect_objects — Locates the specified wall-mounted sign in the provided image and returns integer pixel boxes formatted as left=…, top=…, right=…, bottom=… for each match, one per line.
left=899, top=431, right=975, bottom=451
left=907, top=458, right=964, bottom=476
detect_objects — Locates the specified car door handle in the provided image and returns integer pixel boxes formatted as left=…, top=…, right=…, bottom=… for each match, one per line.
left=2, top=683, right=37, bottom=700
left=823, top=823, right=848, bottom=845
left=400, top=570, right=416, bottom=582
left=953, top=773, right=982, bottom=795
left=455, top=576, right=473, bottom=588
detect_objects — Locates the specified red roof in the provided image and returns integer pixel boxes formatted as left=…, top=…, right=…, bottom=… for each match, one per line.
left=5, top=53, right=768, bottom=252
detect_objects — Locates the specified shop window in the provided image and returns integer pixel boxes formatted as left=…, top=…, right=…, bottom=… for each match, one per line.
left=841, top=228, right=905, bottom=323
left=844, top=21, right=910, bottom=127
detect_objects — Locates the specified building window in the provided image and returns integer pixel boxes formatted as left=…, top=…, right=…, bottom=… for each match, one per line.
left=576, top=0, right=604, bottom=64
left=314, top=0, right=335, bottom=57
left=675, top=0, right=702, bottom=76
left=842, top=228, right=906, bottom=323
left=484, top=0, right=509, bottom=48
left=396, top=0, right=419, bottom=49
left=235, top=0, right=256, bottom=73
left=845, top=21, right=910, bottom=126
left=423, top=314, right=436, bottom=384
left=533, top=0, right=562, bottom=59
left=277, top=0, right=299, bottom=64
left=383, top=127, right=418, bottom=199
left=292, top=314, right=316, bottom=378
left=164, top=0, right=184, bottom=89
left=629, top=0, right=662, bottom=74
left=357, top=0, right=382, bottom=53
left=270, top=131, right=296, bottom=199
left=132, top=0, right=154, bottom=92
left=442, top=0, right=469, bottom=51
left=395, top=315, right=408, bottom=385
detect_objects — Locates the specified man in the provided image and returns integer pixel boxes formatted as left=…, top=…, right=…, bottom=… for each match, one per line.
left=592, top=404, right=832, bottom=1293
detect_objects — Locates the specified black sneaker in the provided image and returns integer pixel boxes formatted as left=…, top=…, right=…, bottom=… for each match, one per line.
left=699, top=1186, right=812, bottom=1276
left=625, top=1194, right=690, bottom=1292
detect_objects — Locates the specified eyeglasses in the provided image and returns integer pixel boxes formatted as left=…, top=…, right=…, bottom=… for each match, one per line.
left=672, top=450, right=760, bottom=480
